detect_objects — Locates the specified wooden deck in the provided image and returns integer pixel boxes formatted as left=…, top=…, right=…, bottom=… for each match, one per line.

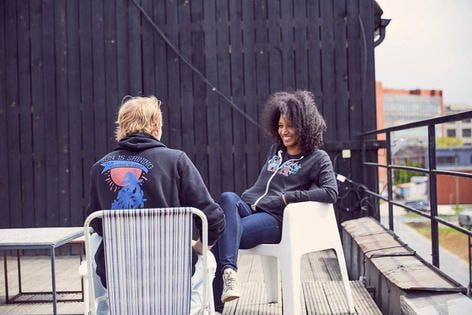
left=0, top=251, right=382, bottom=314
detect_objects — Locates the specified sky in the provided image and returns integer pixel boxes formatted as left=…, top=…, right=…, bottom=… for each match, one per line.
left=375, top=0, right=472, bottom=106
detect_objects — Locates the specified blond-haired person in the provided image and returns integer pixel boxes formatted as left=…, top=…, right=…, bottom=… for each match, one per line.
left=87, top=96, right=225, bottom=314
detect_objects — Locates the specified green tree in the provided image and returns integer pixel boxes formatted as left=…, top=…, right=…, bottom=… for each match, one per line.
left=393, top=161, right=421, bottom=185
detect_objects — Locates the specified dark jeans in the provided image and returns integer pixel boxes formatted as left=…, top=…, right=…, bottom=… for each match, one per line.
left=212, top=192, right=282, bottom=312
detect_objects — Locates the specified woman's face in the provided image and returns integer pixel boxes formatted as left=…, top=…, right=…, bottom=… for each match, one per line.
left=278, top=115, right=301, bottom=153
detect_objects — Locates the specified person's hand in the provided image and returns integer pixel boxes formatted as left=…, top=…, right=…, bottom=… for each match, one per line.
left=282, top=194, right=288, bottom=206
left=192, top=239, right=203, bottom=255
left=192, top=239, right=212, bottom=255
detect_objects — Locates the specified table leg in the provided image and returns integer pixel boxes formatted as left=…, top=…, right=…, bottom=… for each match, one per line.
left=17, top=250, right=22, bottom=293
left=50, top=247, right=57, bottom=315
left=3, top=254, right=9, bottom=303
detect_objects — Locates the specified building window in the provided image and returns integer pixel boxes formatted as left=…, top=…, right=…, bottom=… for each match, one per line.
left=437, top=156, right=458, bottom=164
left=447, top=129, right=456, bottom=137
left=462, top=129, right=472, bottom=137
left=463, top=119, right=471, bottom=123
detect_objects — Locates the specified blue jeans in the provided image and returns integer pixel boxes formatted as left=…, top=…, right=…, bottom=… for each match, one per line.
left=212, top=192, right=282, bottom=312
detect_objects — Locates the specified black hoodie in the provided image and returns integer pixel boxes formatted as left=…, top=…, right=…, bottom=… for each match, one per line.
left=87, top=133, right=225, bottom=286
left=241, top=144, right=338, bottom=221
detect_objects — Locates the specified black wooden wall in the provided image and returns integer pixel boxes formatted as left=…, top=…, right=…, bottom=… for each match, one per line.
left=0, top=0, right=378, bottom=228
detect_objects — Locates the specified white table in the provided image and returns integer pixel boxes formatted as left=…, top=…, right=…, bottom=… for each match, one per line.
left=0, top=227, right=84, bottom=315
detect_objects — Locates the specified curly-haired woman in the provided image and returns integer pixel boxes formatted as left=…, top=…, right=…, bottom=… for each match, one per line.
left=212, top=90, right=338, bottom=313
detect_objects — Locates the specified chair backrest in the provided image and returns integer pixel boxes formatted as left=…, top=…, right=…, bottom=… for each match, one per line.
left=84, top=207, right=208, bottom=315
left=280, top=201, right=338, bottom=250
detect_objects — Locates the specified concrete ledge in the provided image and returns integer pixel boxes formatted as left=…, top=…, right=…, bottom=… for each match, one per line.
left=401, top=293, right=472, bottom=315
left=341, top=217, right=467, bottom=315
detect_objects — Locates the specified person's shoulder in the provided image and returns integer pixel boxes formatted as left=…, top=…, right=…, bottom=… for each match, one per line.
left=305, top=149, right=331, bottom=163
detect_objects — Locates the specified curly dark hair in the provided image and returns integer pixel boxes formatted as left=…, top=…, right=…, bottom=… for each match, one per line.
left=263, top=90, right=326, bottom=153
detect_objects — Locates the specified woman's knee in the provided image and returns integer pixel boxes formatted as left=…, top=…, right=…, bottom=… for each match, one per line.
left=218, top=192, right=240, bottom=206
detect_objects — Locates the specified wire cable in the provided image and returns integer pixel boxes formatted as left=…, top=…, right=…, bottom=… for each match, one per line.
left=129, top=0, right=265, bottom=131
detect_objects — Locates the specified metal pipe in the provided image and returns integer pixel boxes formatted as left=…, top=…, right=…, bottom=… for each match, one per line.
left=386, top=132, right=394, bottom=231
left=428, top=125, right=440, bottom=268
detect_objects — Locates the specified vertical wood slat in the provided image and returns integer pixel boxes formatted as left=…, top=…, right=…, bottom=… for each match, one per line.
left=104, top=0, right=118, bottom=150
left=5, top=0, right=21, bottom=228
left=216, top=0, right=234, bottom=192
left=179, top=0, right=195, bottom=159
left=67, top=0, right=82, bottom=227
left=54, top=0, right=70, bottom=226
left=242, top=0, right=259, bottom=186
left=17, top=1, right=34, bottom=227
left=79, top=0, right=94, bottom=222
left=0, top=0, right=11, bottom=228
left=204, top=0, right=221, bottom=196
left=190, top=0, right=209, bottom=185
left=166, top=0, right=181, bottom=149
left=254, top=0, right=270, bottom=167
left=30, top=0, right=47, bottom=227
left=229, top=0, right=247, bottom=193
left=42, top=0, right=59, bottom=226
left=320, top=0, right=337, bottom=142
left=91, top=0, right=107, bottom=160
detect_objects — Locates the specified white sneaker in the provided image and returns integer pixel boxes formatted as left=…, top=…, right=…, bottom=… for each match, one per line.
left=221, top=268, right=241, bottom=303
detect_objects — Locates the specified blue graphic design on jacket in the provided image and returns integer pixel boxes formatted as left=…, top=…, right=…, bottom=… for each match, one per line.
left=267, top=155, right=301, bottom=176
left=100, top=159, right=151, bottom=209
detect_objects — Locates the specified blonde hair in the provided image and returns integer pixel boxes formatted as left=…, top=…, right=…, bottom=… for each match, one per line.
left=115, top=96, right=163, bottom=141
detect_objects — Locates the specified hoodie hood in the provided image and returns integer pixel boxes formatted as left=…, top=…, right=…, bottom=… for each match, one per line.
left=115, top=133, right=166, bottom=152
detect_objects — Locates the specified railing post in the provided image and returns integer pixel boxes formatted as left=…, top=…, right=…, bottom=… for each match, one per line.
left=386, top=131, right=394, bottom=231
left=428, top=125, right=440, bottom=267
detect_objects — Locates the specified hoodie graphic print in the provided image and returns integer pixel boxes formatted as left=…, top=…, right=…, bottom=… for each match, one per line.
left=99, top=155, right=154, bottom=209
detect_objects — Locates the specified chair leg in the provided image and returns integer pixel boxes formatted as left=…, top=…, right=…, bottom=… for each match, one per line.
left=280, top=255, right=302, bottom=315
left=334, top=246, right=355, bottom=314
left=260, top=256, right=279, bottom=303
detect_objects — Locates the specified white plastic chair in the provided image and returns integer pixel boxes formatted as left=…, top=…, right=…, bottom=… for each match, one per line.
left=239, top=201, right=355, bottom=314
left=83, top=207, right=210, bottom=315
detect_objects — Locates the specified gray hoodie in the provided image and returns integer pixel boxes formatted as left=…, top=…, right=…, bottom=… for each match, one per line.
left=241, top=144, right=338, bottom=221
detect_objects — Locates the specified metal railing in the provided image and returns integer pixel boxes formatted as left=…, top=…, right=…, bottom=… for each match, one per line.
left=360, top=110, right=472, bottom=294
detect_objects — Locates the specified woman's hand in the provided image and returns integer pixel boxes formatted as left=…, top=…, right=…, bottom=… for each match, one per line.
left=282, top=194, right=288, bottom=206
left=192, top=239, right=212, bottom=255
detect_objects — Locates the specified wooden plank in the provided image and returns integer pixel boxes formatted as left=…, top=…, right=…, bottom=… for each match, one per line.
left=280, top=0, right=294, bottom=89
left=216, top=0, right=234, bottom=192
left=254, top=0, right=270, bottom=167
left=320, top=0, right=337, bottom=142
left=294, top=0, right=308, bottom=90
left=54, top=0, right=70, bottom=227
left=179, top=0, right=195, bottom=158
left=267, top=0, right=282, bottom=93
left=42, top=0, right=60, bottom=227
left=333, top=0, right=350, bottom=142
left=351, top=281, right=382, bottom=315
left=67, top=0, right=83, bottom=226
left=229, top=0, right=246, bottom=193
left=141, top=0, right=155, bottom=96
left=103, top=0, right=119, bottom=150
left=190, top=0, right=209, bottom=184
left=152, top=0, right=169, bottom=144
left=0, top=0, right=10, bottom=228
left=241, top=0, right=259, bottom=186
left=79, top=0, right=95, bottom=223
left=306, top=0, right=323, bottom=108
left=128, top=0, right=142, bottom=95
left=204, top=0, right=221, bottom=197
left=5, top=0, right=21, bottom=228
left=17, top=0, right=34, bottom=228
left=30, top=0, right=47, bottom=227
left=91, top=0, right=108, bottom=159
left=165, top=0, right=182, bottom=149
left=116, top=0, right=129, bottom=99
